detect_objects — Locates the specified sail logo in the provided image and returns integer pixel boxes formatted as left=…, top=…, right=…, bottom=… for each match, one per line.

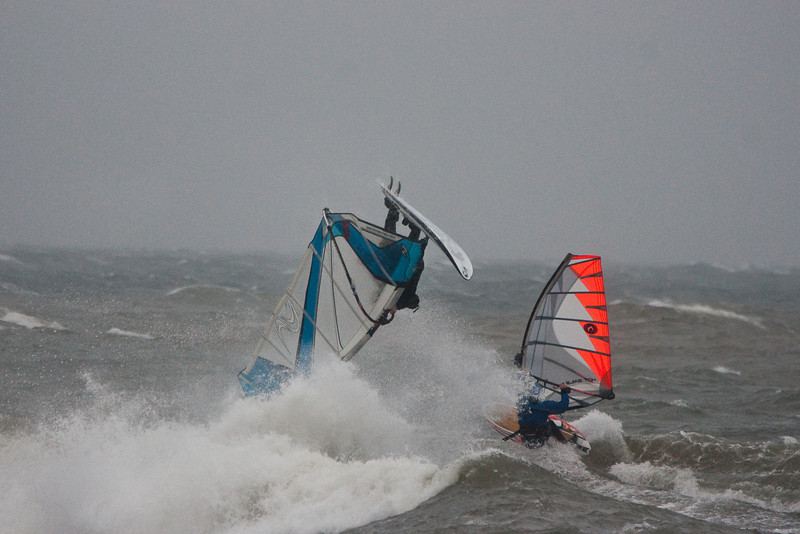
left=275, top=300, right=301, bottom=335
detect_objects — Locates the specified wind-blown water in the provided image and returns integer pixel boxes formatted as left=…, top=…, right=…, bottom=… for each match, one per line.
left=1, top=248, right=798, bottom=533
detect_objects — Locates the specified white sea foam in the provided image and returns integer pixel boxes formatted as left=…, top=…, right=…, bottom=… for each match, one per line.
left=0, top=362, right=470, bottom=534
left=522, top=418, right=800, bottom=532
left=646, top=299, right=765, bottom=329
left=106, top=328, right=154, bottom=340
left=166, top=284, right=242, bottom=296
left=572, top=410, right=628, bottom=453
left=781, top=436, right=798, bottom=446
left=609, top=458, right=800, bottom=519
left=669, top=399, right=689, bottom=408
left=0, top=309, right=65, bottom=330
left=0, top=305, right=519, bottom=534
left=0, top=253, right=24, bottom=265
left=713, top=366, right=742, bottom=376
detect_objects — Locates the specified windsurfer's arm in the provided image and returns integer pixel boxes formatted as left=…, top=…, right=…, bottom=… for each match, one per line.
left=384, top=197, right=399, bottom=233
left=538, top=387, right=571, bottom=414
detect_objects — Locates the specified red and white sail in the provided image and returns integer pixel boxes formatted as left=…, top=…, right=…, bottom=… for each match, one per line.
left=520, top=254, right=614, bottom=408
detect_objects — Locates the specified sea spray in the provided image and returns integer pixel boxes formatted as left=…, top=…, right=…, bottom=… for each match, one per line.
left=0, top=362, right=470, bottom=534
left=357, top=305, right=519, bottom=462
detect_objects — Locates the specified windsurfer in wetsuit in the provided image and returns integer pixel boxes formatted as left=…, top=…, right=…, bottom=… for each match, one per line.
left=384, top=197, right=424, bottom=311
left=517, top=383, right=572, bottom=448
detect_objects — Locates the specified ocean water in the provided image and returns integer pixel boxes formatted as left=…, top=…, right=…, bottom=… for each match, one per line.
left=1, top=248, right=798, bottom=534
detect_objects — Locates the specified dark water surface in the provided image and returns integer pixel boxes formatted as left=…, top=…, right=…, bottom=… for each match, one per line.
left=1, top=248, right=798, bottom=533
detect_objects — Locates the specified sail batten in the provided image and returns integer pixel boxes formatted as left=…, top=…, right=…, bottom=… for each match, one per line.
left=527, top=340, right=612, bottom=357
left=535, top=316, right=609, bottom=325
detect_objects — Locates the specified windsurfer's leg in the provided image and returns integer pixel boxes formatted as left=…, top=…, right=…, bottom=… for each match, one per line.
left=395, top=259, right=423, bottom=311
left=520, top=425, right=548, bottom=448
left=402, top=217, right=421, bottom=240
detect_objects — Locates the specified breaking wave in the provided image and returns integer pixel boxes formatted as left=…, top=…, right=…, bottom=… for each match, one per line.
left=0, top=365, right=470, bottom=534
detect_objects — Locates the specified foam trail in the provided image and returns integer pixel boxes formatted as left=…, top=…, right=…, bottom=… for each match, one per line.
left=646, top=299, right=765, bottom=329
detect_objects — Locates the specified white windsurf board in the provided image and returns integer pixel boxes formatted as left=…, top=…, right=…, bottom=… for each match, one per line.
left=380, top=182, right=473, bottom=281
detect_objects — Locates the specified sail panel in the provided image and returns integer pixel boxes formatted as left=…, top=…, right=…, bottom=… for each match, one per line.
left=239, top=211, right=426, bottom=395
left=521, top=254, right=614, bottom=407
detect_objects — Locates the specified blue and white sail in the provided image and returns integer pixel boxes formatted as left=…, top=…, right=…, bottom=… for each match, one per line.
left=238, top=210, right=427, bottom=395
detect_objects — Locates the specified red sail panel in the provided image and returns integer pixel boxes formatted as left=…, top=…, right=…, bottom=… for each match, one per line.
left=572, top=256, right=613, bottom=391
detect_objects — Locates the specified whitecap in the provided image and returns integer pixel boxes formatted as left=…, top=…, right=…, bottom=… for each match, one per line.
left=0, top=309, right=66, bottom=330
left=0, top=253, right=24, bottom=265
left=646, top=299, right=765, bottom=329
left=165, top=284, right=241, bottom=296
left=106, top=328, right=154, bottom=340
left=781, top=436, right=798, bottom=446
left=669, top=399, right=689, bottom=408
left=713, top=366, right=742, bottom=376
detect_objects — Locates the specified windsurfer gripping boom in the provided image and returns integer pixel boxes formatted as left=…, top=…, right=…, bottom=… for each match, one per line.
left=517, top=383, right=572, bottom=448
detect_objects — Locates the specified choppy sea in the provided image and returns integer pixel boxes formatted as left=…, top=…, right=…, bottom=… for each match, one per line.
left=1, top=247, right=798, bottom=533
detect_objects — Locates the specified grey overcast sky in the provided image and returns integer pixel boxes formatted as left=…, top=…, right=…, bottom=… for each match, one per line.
left=1, top=2, right=798, bottom=266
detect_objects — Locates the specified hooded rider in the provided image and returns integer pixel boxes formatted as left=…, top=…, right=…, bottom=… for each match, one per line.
left=517, top=383, right=572, bottom=447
